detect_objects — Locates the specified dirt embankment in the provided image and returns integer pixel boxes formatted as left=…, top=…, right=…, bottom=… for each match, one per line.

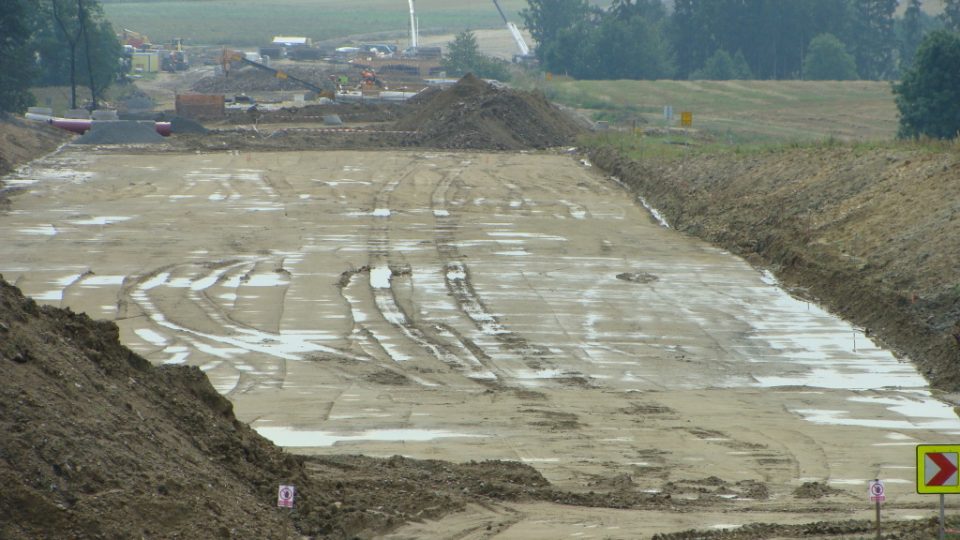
left=0, top=115, right=71, bottom=207
left=590, top=143, right=960, bottom=391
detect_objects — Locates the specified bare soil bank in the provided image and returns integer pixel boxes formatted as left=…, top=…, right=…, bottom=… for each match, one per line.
left=590, top=143, right=960, bottom=391
left=0, top=115, right=70, bottom=209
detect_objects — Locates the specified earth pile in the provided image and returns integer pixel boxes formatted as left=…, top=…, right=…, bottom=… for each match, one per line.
left=0, top=276, right=313, bottom=538
left=395, top=73, right=584, bottom=150
left=73, top=121, right=166, bottom=145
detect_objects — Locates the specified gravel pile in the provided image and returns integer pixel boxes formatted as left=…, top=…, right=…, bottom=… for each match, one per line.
left=73, top=121, right=165, bottom=145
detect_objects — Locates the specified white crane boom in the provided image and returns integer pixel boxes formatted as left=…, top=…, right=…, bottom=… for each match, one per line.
left=506, top=22, right=530, bottom=56
left=408, top=0, right=419, bottom=49
left=491, top=0, right=531, bottom=58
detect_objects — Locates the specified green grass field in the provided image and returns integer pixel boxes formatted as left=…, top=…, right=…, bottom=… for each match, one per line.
left=537, top=78, right=899, bottom=143
left=102, top=0, right=531, bottom=47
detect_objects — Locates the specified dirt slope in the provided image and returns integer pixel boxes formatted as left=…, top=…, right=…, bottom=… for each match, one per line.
left=591, top=143, right=960, bottom=391
left=0, top=115, right=71, bottom=209
left=0, top=115, right=70, bottom=176
left=0, top=276, right=316, bottom=538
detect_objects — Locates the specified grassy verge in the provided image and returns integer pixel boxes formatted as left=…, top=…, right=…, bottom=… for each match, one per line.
left=102, top=0, right=529, bottom=47
left=532, top=78, right=899, bottom=144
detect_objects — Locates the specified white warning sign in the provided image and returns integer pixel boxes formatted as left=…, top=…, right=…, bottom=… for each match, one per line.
left=277, top=484, right=295, bottom=508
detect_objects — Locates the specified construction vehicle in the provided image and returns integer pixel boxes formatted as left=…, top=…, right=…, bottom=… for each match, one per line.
left=120, top=28, right=151, bottom=49
left=360, top=69, right=384, bottom=89
left=162, top=38, right=189, bottom=72
left=491, top=0, right=537, bottom=64
left=221, top=49, right=330, bottom=96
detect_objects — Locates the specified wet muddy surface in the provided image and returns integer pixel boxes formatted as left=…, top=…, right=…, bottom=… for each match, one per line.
left=3, top=147, right=957, bottom=537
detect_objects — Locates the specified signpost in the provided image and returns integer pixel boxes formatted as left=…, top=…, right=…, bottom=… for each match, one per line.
left=869, top=479, right=885, bottom=539
left=680, top=111, right=693, bottom=128
left=917, top=445, right=960, bottom=539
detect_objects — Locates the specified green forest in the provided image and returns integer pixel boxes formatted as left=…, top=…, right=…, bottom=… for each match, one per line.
left=523, top=0, right=957, bottom=81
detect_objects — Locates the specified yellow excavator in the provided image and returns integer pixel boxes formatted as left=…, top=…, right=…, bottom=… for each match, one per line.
left=220, top=49, right=334, bottom=98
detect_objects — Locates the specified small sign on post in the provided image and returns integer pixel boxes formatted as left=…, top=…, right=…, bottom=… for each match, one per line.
left=869, top=479, right=885, bottom=539
left=277, top=484, right=295, bottom=508
left=663, top=105, right=674, bottom=122
left=680, top=111, right=693, bottom=127
left=869, top=479, right=885, bottom=502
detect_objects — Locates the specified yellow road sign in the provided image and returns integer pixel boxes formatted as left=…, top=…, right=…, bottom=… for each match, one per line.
left=680, top=111, right=693, bottom=127
left=917, top=445, right=960, bottom=494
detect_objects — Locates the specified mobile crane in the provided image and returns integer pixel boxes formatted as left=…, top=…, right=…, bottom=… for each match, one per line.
left=491, top=0, right=536, bottom=64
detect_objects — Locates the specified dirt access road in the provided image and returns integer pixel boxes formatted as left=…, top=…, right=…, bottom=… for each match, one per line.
left=3, top=146, right=959, bottom=537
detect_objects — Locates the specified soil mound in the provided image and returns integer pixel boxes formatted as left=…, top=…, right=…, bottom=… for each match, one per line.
left=395, top=74, right=583, bottom=150
left=224, top=102, right=404, bottom=125
left=74, top=121, right=166, bottom=145
left=0, top=276, right=311, bottom=538
left=169, top=115, right=209, bottom=134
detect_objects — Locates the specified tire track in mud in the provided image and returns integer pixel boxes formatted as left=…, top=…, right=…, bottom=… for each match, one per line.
left=342, top=157, right=493, bottom=382
left=431, top=158, right=562, bottom=383
left=121, top=257, right=366, bottom=396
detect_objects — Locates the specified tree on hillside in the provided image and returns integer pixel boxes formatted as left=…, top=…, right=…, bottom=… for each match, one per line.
left=847, top=0, right=898, bottom=79
left=441, top=30, right=511, bottom=82
left=803, top=34, right=858, bottom=80
left=36, top=0, right=121, bottom=109
left=538, top=3, right=670, bottom=80
left=590, top=10, right=672, bottom=80
left=899, top=0, right=926, bottom=71
left=519, top=0, right=591, bottom=63
left=50, top=0, right=87, bottom=110
left=669, top=0, right=849, bottom=80
left=893, top=30, right=960, bottom=139
left=0, top=0, right=37, bottom=114
left=943, top=0, right=960, bottom=31
left=669, top=0, right=709, bottom=79
left=690, top=50, right=751, bottom=80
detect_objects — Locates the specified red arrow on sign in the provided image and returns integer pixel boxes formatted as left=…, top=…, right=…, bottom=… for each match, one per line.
left=927, top=453, right=959, bottom=486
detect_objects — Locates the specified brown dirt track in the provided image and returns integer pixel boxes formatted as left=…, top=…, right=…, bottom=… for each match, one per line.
left=4, top=76, right=960, bottom=539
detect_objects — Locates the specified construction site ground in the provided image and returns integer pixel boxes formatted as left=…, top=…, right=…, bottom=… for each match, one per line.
left=3, top=74, right=960, bottom=539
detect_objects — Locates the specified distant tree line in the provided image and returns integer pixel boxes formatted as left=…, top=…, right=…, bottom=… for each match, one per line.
left=1, top=0, right=123, bottom=114
left=521, top=0, right=958, bottom=81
